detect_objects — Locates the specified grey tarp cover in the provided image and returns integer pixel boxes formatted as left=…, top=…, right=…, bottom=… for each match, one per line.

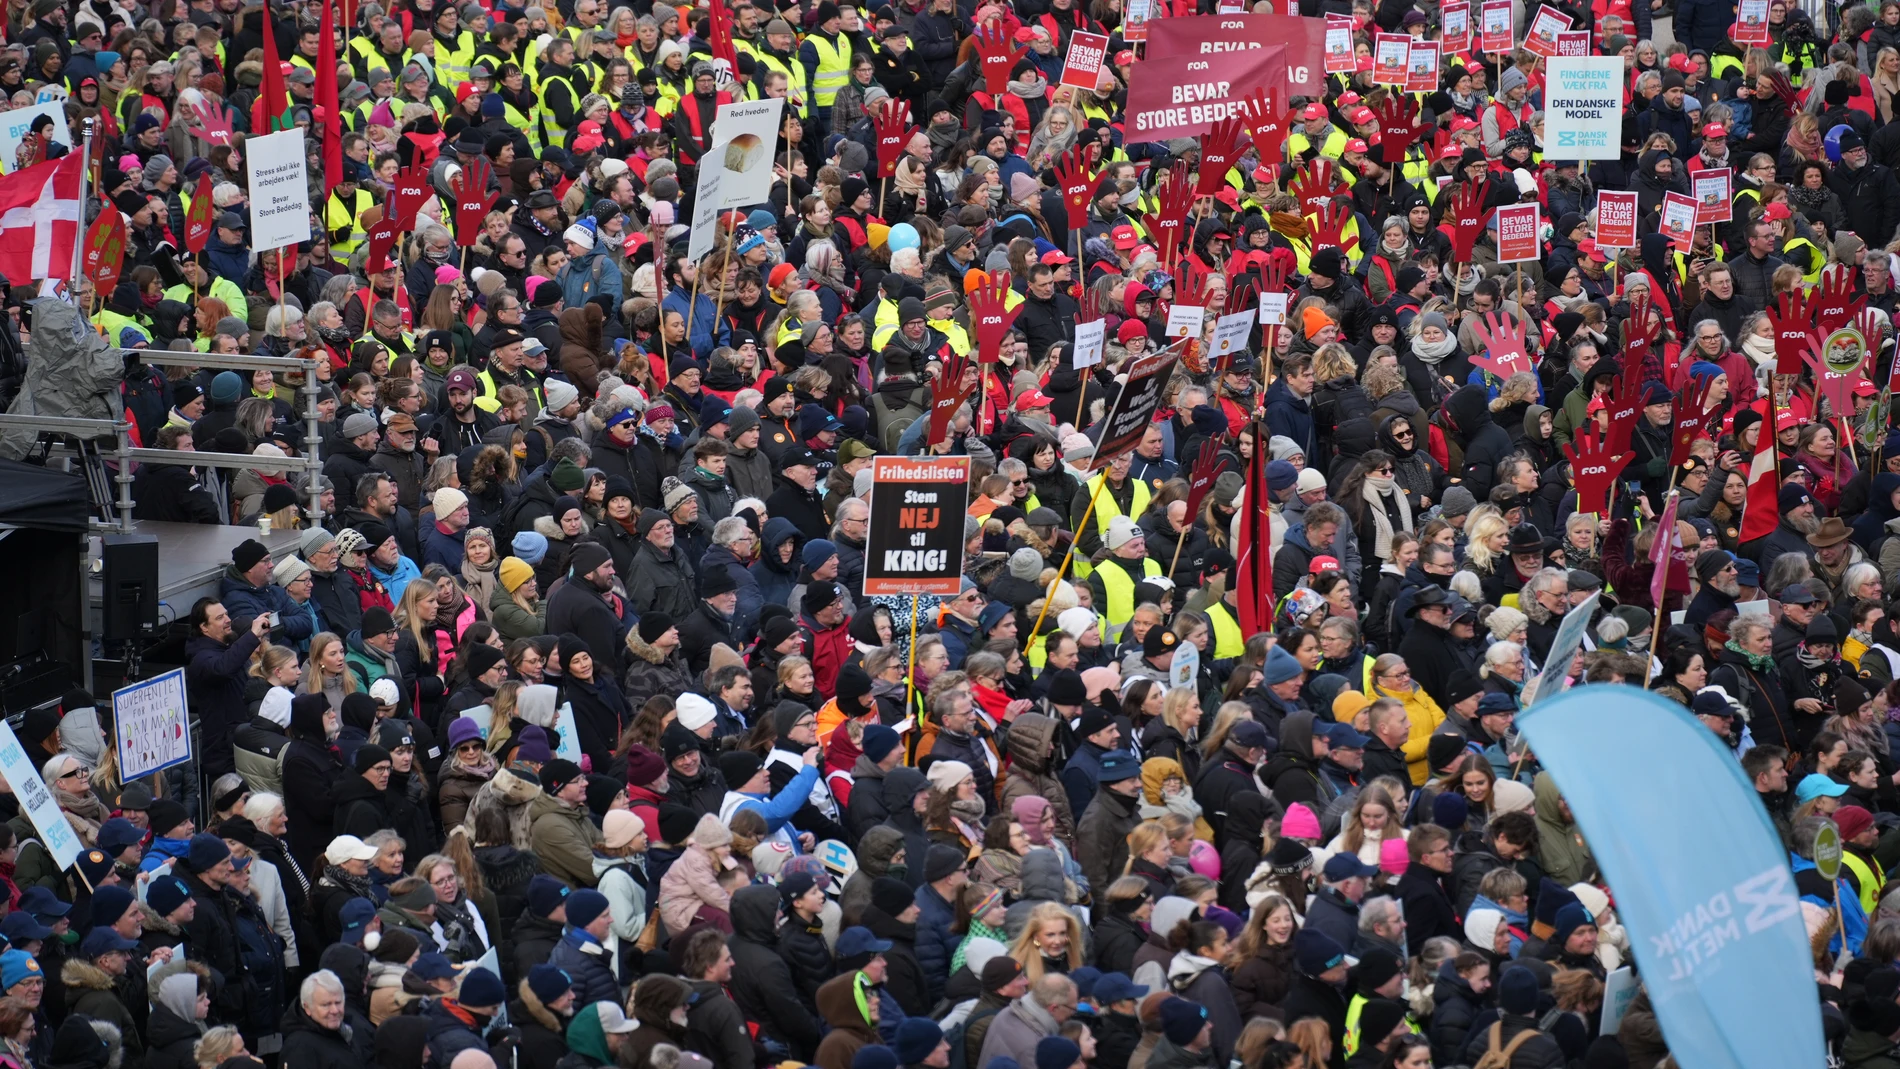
left=0, top=298, right=124, bottom=460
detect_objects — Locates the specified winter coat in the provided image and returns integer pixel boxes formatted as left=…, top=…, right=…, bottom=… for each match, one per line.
left=1459, top=1014, right=1567, bottom=1069
left=527, top=792, right=602, bottom=888
left=562, top=671, right=632, bottom=774
left=1229, top=941, right=1295, bottom=1023
left=997, top=713, right=1077, bottom=843
left=729, top=885, right=822, bottom=1057
left=1075, top=784, right=1143, bottom=898
left=861, top=904, right=932, bottom=1017
left=1396, top=863, right=1462, bottom=945
left=1442, top=385, right=1515, bottom=499
left=978, top=995, right=1061, bottom=1069
left=620, top=633, right=695, bottom=721
left=812, top=971, right=879, bottom=1069
left=913, top=881, right=958, bottom=1006
left=659, top=840, right=731, bottom=932
left=1429, top=968, right=1490, bottom=1067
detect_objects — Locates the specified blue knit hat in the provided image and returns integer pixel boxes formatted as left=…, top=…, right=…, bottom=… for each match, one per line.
left=1262, top=644, right=1303, bottom=685
left=526, top=964, right=573, bottom=1004
left=147, top=875, right=191, bottom=918
left=1498, top=965, right=1539, bottom=1015
left=457, top=966, right=505, bottom=1008
left=0, top=950, right=39, bottom=990
left=512, top=530, right=549, bottom=564
left=565, top=889, right=610, bottom=929
left=852, top=1047, right=899, bottom=1069
left=892, top=1019, right=944, bottom=1064
left=186, top=832, right=231, bottom=873
left=1036, top=1037, right=1082, bottom=1069
left=1688, top=360, right=1726, bottom=381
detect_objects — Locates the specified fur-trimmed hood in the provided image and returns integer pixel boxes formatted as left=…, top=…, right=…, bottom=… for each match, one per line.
left=513, top=978, right=564, bottom=1033
left=625, top=630, right=667, bottom=665
left=60, top=958, right=118, bottom=993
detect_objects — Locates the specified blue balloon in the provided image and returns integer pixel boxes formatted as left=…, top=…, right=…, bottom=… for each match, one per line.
left=888, top=223, right=919, bottom=253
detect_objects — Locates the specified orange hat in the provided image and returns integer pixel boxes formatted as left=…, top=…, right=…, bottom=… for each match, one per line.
left=768, top=262, right=798, bottom=290
left=965, top=269, right=992, bottom=293
left=1301, top=305, right=1337, bottom=340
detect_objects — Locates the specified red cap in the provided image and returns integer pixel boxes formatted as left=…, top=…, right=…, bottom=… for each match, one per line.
left=1587, top=395, right=1607, bottom=414
left=1347, top=106, right=1376, bottom=125
left=1763, top=202, right=1793, bottom=222
left=1338, top=91, right=1362, bottom=106
left=1110, top=224, right=1138, bottom=250
left=1450, top=116, right=1480, bottom=133
left=1132, top=244, right=1158, bottom=262
left=1013, top=26, right=1037, bottom=41
left=1302, top=103, right=1327, bottom=120
left=1438, top=142, right=1462, bottom=160
left=1579, top=239, right=1609, bottom=262
left=1775, top=409, right=1801, bottom=431
left=1214, top=187, right=1239, bottom=208
left=1356, top=55, right=1373, bottom=71
left=768, top=262, right=799, bottom=289
left=1253, top=165, right=1276, bottom=182
left=1855, top=379, right=1879, bottom=397
left=1345, top=138, right=1370, bottom=154
left=1668, top=53, right=1694, bottom=72
left=1310, top=555, right=1342, bottom=575
left=1702, top=122, right=1728, bottom=138
left=1015, top=388, right=1055, bottom=408
left=1039, top=248, right=1074, bottom=265
left=1115, top=49, right=1134, bottom=64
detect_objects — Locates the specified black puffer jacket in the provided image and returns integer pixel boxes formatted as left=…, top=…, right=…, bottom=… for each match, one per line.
left=1429, top=967, right=1491, bottom=1066
left=1310, top=375, right=1378, bottom=479
left=861, top=904, right=931, bottom=1017
left=1442, top=385, right=1515, bottom=500
left=728, top=885, right=822, bottom=1058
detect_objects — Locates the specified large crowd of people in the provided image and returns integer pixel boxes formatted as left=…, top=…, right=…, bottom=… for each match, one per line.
left=7, top=0, right=1900, bottom=1064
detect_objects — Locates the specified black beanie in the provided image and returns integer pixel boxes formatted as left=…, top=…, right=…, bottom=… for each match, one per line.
left=835, top=665, right=874, bottom=715
left=638, top=612, right=677, bottom=644
left=354, top=744, right=392, bottom=773
left=718, top=750, right=764, bottom=787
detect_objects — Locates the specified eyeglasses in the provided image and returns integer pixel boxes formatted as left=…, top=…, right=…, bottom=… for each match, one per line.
left=1391, top=428, right=1415, bottom=439
left=1011, top=479, right=1029, bottom=487
left=1374, top=467, right=1394, bottom=476
left=58, top=768, right=84, bottom=779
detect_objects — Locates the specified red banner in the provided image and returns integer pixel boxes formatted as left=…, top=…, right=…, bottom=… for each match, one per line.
left=1143, top=14, right=1325, bottom=97
left=1125, top=47, right=1282, bottom=144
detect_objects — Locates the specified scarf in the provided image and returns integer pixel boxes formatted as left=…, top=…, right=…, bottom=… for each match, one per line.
left=1743, top=333, right=1777, bottom=368
left=895, top=161, right=927, bottom=197
left=1361, top=477, right=1412, bottom=559
left=1726, top=639, right=1777, bottom=673
left=1449, top=89, right=1478, bottom=111
left=324, top=862, right=375, bottom=900
left=1787, top=184, right=1833, bottom=214
left=950, top=917, right=1007, bottom=973
left=1008, top=75, right=1048, bottom=99
left=455, top=750, right=499, bottom=778
left=1411, top=331, right=1459, bottom=365
left=54, top=785, right=108, bottom=844
left=1787, top=123, right=1823, bottom=161
left=1168, top=950, right=1221, bottom=989
left=1797, top=643, right=1831, bottom=670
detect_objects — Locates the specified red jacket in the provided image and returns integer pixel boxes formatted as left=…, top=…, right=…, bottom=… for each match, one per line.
left=800, top=615, right=854, bottom=700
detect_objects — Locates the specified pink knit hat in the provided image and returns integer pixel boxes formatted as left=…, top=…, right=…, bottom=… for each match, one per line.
left=1379, top=836, right=1409, bottom=876
left=1281, top=803, right=1322, bottom=841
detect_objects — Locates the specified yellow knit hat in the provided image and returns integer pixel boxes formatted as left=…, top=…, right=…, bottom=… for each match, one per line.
left=498, top=556, right=534, bottom=593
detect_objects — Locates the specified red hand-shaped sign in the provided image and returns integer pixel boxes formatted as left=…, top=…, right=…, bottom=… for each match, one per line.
left=389, top=164, right=431, bottom=231
left=1371, top=93, right=1422, bottom=165
left=1814, top=264, right=1865, bottom=335
left=450, top=156, right=497, bottom=247
left=365, top=215, right=399, bottom=273
left=1669, top=371, right=1713, bottom=465
left=1562, top=426, right=1634, bottom=515
left=1287, top=157, right=1344, bottom=219
left=1804, top=331, right=1865, bottom=416
left=969, top=271, right=1024, bottom=365
left=973, top=25, right=1027, bottom=95
left=1767, top=288, right=1815, bottom=376
left=1604, top=362, right=1648, bottom=458
left=1468, top=310, right=1532, bottom=380
left=185, top=97, right=233, bottom=147
left=872, top=97, right=919, bottom=180
left=1446, top=179, right=1490, bottom=263
left=1141, top=162, right=1196, bottom=270
left=1241, top=85, right=1286, bottom=170
left=1183, top=437, right=1230, bottom=517
left=1054, top=146, right=1101, bottom=231
left=928, top=352, right=977, bottom=447
left=1308, top=199, right=1358, bottom=259
left=1197, top=117, right=1246, bottom=197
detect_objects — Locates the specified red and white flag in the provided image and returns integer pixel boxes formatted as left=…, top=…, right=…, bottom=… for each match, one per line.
left=1740, top=408, right=1782, bottom=544
left=0, top=154, right=83, bottom=283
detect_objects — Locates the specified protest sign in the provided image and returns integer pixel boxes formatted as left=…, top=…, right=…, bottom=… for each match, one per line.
left=1073, top=319, right=1106, bottom=369
left=1125, top=47, right=1283, bottom=141
left=1735, top=0, right=1770, bottom=42
left=1544, top=56, right=1625, bottom=159
left=1324, top=20, right=1355, bottom=71
left=1555, top=29, right=1591, bottom=55
left=1165, top=304, right=1205, bottom=338
left=1480, top=0, right=1514, bottom=52
left=1124, top=0, right=1152, bottom=40
left=1090, top=343, right=1185, bottom=470
left=1523, top=5, right=1573, bottom=56
left=1211, top=310, right=1254, bottom=361
left=1690, top=167, right=1732, bottom=224
left=1144, top=14, right=1325, bottom=95
left=862, top=457, right=973, bottom=596
left=1495, top=204, right=1541, bottom=263
left=246, top=128, right=311, bottom=249
left=1442, top=5, right=1469, bottom=52
left=1596, top=190, right=1639, bottom=247
left=1660, top=191, right=1698, bottom=250
left=708, top=98, right=785, bottom=207
left=1061, top=31, right=1111, bottom=89
left=0, top=719, right=80, bottom=871
left=1405, top=40, right=1440, bottom=93
left=1373, top=33, right=1408, bottom=85
left=687, top=164, right=724, bottom=262
left=1525, top=590, right=1601, bottom=705
left=112, top=669, right=192, bottom=780
left=0, top=101, right=69, bottom=175
left=1170, top=643, right=1199, bottom=691
left=1259, top=291, right=1290, bottom=325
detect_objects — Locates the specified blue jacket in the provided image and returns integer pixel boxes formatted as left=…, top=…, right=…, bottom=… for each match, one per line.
left=913, top=881, right=957, bottom=1006
left=218, top=567, right=315, bottom=645
left=750, top=517, right=803, bottom=610
left=139, top=835, right=191, bottom=873
left=547, top=929, right=621, bottom=1006
left=423, top=522, right=467, bottom=572
left=1263, top=377, right=1317, bottom=460
left=661, top=289, right=732, bottom=360
left=1672, top=0, right=1727, bottom=52
left=370, top=554, right=424, bottom=603
left=698, top=543, right=763, bottom=642
left=729, top=763, right=820, bottom=841
left=205, top=237, right=251, bottom=289
left=1796, top=853, right=1866, bottom=957
left=1061, top=740, right=1109, bottom=820
left=557, top=244, right=625, bottom=310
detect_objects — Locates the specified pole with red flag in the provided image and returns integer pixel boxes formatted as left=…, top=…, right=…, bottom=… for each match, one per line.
left=257, top=0, right=290, bottom=134
left=1236, top=418, right=1273, bottom=635
left=318, top=0, right=340, bottom=196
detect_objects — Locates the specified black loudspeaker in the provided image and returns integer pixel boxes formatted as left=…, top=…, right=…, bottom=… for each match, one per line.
left=101, top=534, right=159, bottom=642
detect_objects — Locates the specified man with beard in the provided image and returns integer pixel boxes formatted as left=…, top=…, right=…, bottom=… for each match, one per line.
left=1809, top=518, right=1866, bottom=595
left=474, top=329, right=543, bottom=416
left=545, top=542, right=630, bottom=679
left=1518, top=568, right=1570, bottom=663
left=427, top=368, right=500, bottom=455
left=1685, top=550, right=1741, bottom=629
left=1751, top=484, right=1822, bottom=568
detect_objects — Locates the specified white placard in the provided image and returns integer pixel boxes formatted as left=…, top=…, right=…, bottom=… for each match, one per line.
left=1165, top=304, right=1205, bottom=338
left=0, top=719, right=81, bottom=872
left=688, top=163, right=724, bottom=263
left=1544, top=56, right=1626, bottom=160
left=33, top=86, right=66, bottom=106
left=112, top=669, right=192, bottom=780
left=553, top=702, right=582, bottom=765
left=246, top=128, right=312, bottom=249
left=708, top=97, right=785, bottom=209
left=1170, top=642, right=1199, bottom=691
left=1600, top=967, right=1638, bottom=1034
left=0, top=101, right=70, bottom=174
left=453, top=708, right=492, bottom=738
left=1212, top=310, right=1254, bottom=359
left=1259, top=292, right=1289, bottom=325
left=1073, top=318, right=1105, bottom=369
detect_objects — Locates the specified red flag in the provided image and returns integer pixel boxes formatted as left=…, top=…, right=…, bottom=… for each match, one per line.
left=1236, top=423, right=1273, bottom=634
left=706, top=0, right=740, bottom=81
left=1740, top=403, right=1782, bottom=544
left=318, top=0, right=340, bottom=194
left=1649, top=489, right=1679, bottom=609
left=256, top=2, right=290, bottom=133
left=0, top=155, right=85, bottom=284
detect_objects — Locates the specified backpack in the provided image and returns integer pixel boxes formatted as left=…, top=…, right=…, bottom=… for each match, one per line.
left=1474, top=1021, right=1541, bottom=1069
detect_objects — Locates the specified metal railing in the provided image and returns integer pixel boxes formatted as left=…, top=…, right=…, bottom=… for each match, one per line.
left=0, top=348, right=327, bottom=530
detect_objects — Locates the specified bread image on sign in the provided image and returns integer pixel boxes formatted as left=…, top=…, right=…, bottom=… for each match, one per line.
left=724, top=133, right=766, bottom=173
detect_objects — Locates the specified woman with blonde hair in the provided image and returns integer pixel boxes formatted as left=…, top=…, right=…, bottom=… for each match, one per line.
left=41, top=753, right=106, bottom=847
left=192, top=1026, right=246, bottom=1069
left=1009, top=900, right=1085, bottom=981
left=300, top=631, right=358, bottom=711
left=1368, top=657, right=1448, bottom=784
left=1325, top=784, right=1407, bottom=865
left=1463, top=512, right=1511, bottom=577
left=1200, top=701, right=1256, bottom=763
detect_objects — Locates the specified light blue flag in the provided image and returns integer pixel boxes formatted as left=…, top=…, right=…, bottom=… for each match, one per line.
left=1517, top=686, right=1823, bottom=1069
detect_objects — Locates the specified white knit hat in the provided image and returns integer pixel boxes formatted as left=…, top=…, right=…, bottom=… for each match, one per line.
left=926, top=759, right=973, bottom=794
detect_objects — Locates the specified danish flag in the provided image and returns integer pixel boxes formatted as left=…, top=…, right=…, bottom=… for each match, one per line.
left=0, top=154, right=83, bottom=284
